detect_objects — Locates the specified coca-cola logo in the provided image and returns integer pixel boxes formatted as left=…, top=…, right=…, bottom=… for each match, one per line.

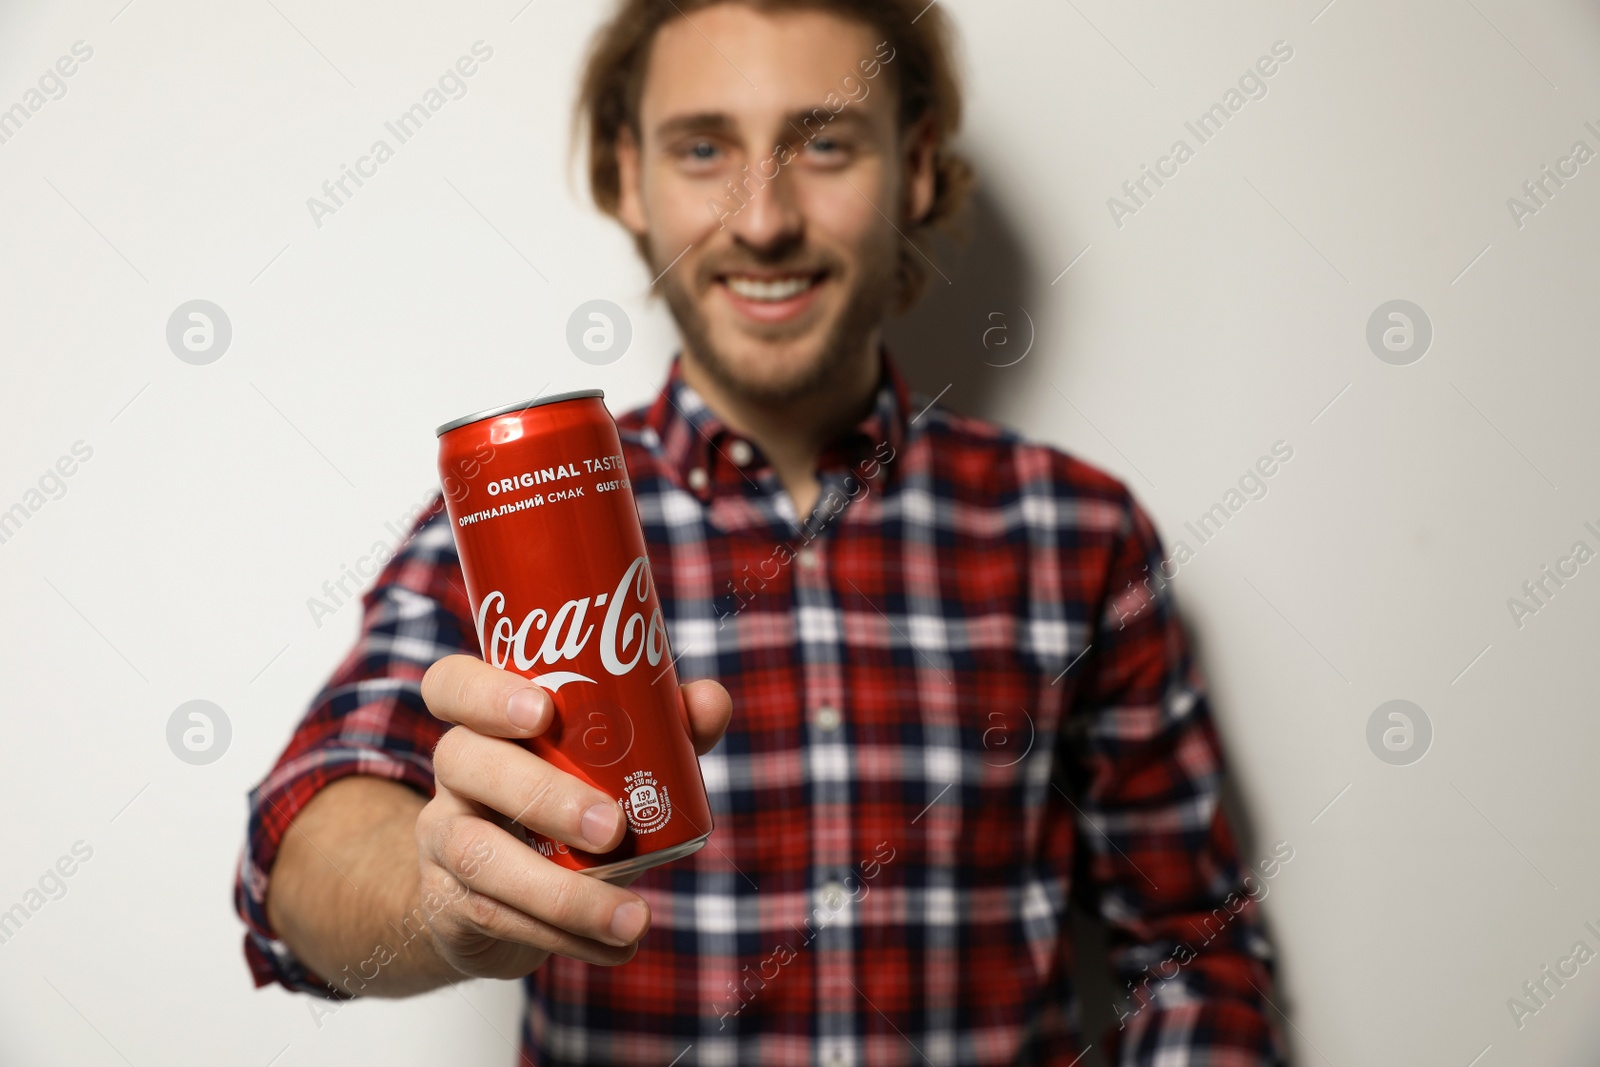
left=474, top=555, right=669, bottom=689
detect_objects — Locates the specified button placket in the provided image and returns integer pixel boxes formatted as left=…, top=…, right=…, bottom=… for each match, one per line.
left=791, top=532, right=855, bottom=1059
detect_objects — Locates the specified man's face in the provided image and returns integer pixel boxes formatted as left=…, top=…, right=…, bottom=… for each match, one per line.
left=616, top=4, right=931, bottom=405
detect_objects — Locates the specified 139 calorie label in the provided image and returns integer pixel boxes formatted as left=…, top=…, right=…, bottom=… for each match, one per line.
left=623, top=769, right=673, bottom=834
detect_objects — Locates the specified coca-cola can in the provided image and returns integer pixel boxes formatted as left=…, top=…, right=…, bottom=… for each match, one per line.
left=435, top=389, right=713, bottom=879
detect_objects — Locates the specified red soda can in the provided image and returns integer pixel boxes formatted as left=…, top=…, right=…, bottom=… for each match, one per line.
left=435, top=390, right=713, bottom=879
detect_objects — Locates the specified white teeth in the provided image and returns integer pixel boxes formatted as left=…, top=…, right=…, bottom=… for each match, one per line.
left=724, top=274, right=815, bottom=302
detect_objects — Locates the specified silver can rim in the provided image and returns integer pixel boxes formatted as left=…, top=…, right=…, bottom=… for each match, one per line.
left=435, top=388, right=606, bottom=437
left=578, top=832, right=712, bottom=881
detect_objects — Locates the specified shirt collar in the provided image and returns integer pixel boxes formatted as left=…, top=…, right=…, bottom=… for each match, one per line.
left=641, top=345, right=911, bottom=503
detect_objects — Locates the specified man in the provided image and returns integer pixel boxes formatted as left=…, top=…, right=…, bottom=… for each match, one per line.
left=236, top=1, right=1287, bottom=1063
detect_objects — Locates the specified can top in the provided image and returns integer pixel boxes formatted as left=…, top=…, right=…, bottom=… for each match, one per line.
left=435, top=389, right=605, bottom=437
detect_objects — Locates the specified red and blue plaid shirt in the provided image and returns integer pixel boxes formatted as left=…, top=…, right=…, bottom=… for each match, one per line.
left=237, top=351, right=1284, bottom=1065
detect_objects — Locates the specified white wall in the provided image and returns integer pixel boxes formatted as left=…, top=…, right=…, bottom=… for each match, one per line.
left=2, top=0, right=1597, bottom=1063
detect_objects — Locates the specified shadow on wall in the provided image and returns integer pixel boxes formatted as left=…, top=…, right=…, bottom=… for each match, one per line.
left=883, top=181, right=1055, bottom=422
left=885, top=176, right=1290, bottom=1064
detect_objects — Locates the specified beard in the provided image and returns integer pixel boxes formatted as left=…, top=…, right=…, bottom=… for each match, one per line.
left=654, top=228, right=898, bottom=407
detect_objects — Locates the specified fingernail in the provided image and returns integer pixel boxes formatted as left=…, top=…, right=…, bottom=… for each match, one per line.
left=610, top=900, right=647, bottom=943
left=582, top=801, right=620, bottom=849
left=506, top=688, right=546, bottom=731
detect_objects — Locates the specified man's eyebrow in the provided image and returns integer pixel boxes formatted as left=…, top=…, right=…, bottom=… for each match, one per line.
left=653, top=112, right=737, bottom=140
left=653, top=106, right=876, bottom=142
left=781, top=107, right=874, bottom=137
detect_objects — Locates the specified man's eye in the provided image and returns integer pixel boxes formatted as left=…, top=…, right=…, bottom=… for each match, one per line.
left=682, top=141, right=720, bottom=162
left=807, top=137, right=850, bottom=161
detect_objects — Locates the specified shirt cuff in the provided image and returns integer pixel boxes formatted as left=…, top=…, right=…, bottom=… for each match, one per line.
left=234, top=743, right=436, bottom=996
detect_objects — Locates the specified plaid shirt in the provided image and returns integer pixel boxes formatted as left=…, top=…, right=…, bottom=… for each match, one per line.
left=237, top=351, right=1284, bottom=1066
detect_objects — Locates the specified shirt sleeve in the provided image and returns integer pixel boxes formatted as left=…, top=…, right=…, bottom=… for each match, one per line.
left=1059, top=489, right=1287, bottom=1065
left=233, top=498, right=477, bottom=996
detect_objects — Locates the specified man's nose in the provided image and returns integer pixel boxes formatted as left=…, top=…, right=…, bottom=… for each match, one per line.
left=724, top=163, right=804, bottom=254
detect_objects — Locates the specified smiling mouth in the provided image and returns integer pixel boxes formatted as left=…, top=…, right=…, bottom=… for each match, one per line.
left=716, top=271, right=827, bottom=302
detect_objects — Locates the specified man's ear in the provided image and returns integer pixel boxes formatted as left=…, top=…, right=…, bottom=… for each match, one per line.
left=615, top=125, right=648, bottom=235
left=902, top=113, right=938, bottom=227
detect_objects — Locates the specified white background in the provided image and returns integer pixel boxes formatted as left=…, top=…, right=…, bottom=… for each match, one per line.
left=1, top=0, right=1598, bottom=1064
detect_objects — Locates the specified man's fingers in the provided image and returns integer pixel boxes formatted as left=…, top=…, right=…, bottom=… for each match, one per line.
left=440, top=819, right=650, bottom=949
left=424, top=654, right=731, bottom=755
left=422, top=653, right=554, bottom=738
left=433, top=726, right=627, bottom=853
left=680, top=679, right=732, bottom=756
left=419, top=797, right=648, bottom=965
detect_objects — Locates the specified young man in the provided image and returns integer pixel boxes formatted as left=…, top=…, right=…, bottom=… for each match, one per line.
left=237, top=1, right=1286, bottom=1063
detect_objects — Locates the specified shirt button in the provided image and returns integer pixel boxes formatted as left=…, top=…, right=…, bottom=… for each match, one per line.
left=687, top=467, right=709, bottom=491
left=812, top=705, right=841, bottom=731
left=824, top=1053, right=846, bottom=1067
left=727, top=439, right=754, bottom=467
left=797, top=547, right=819, bottom=570
left=819, top=881, right=848, bottom=912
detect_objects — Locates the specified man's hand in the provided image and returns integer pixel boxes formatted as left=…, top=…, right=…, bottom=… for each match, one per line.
left=415, top=654, right=732, bottom=981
